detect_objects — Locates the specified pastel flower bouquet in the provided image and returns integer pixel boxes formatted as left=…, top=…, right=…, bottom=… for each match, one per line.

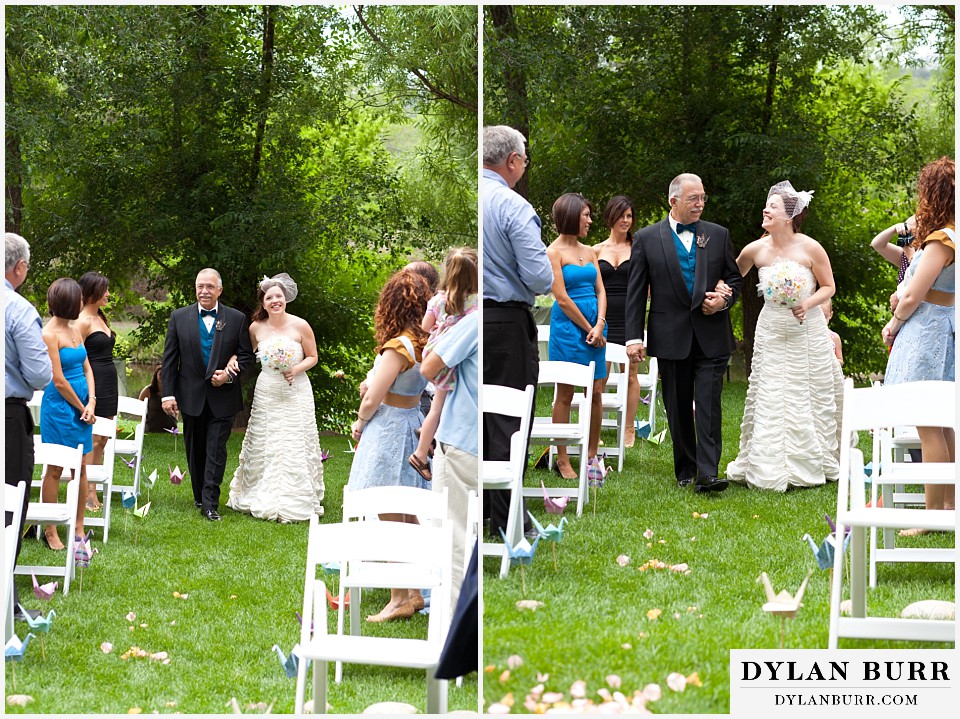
left=758, top=260, right=814, bottom=307
left=258, top=334, right=297, bottom=373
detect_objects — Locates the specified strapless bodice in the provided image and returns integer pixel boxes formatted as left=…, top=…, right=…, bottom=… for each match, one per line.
left=561, top=263, right=598, bottom=301
left=59, top=346, right=88, bottom=380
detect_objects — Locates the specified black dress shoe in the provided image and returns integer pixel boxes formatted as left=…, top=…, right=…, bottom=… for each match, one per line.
left=676, top=477, right=694, bottom=488
left=195, top=501, right=203, bottom=508
left=694, top=477, right=729, bottom=493
left=202, top=509, right=222, bottom=521
left=13, top=605, right=41, bottom=621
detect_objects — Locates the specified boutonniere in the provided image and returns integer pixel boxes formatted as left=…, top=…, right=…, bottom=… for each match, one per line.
left=696, top=233, right=710, bottom=249
left=216, top=319, right=226, bottom=332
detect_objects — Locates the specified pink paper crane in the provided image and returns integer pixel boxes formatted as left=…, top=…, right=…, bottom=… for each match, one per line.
left=541, top=481, right=569, bottom=515
left=169, top=465, right=185, bottom=485
left=164, top=425, right=181, bottom=452
left=31, top=574, right=58, bottom=600
left=325, top=587, right=351, bottom=611
left=320, top=448, right=331, bottom=463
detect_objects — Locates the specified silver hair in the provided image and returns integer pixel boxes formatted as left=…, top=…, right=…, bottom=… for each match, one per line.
left=483, top=125, right=526, bottom=166
left=5, top=233, right=30, bottom=273
left=196, top=268, right=223, bottom=288
left=259, top=273, right=298, bottom=302
left=668, top=173, right=703, bottom=201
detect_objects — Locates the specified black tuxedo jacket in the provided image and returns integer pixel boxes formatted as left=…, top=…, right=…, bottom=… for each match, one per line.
left=625, top=217, right=742, bottom=360
left=161, top=303, right=255, bottom=418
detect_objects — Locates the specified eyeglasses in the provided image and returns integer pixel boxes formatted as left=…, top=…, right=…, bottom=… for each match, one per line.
left=512, top=152, right=530, bottom=168
left=683, top=194, right=709, bottom=204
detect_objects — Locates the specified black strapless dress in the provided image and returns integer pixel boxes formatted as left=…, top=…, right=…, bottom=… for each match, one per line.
left=86, top=330, right=119, bottom=417
left=598, top=258, right=630, bottom=345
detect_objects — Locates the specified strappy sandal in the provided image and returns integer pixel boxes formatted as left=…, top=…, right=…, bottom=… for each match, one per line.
left=408, top=453, right=432, bottom=482
left=414, top=428, right=436, bottom=458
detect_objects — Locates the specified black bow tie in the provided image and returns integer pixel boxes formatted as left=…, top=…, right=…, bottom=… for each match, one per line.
left=675, top=223, right=698, bottom=235
left=200, top=308, right=217, bottom=318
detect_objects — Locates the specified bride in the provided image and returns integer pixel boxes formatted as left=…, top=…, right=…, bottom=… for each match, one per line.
left=723, top=182, right=843, bottom=491
left=227, top=274, right=325, bottom=521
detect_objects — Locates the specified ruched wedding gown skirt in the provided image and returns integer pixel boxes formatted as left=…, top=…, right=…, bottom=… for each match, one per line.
left=228, top=341, right=325, bottom=521
left=726, top=303, right=843, bottom=491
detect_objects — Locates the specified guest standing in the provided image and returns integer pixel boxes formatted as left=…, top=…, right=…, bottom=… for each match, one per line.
left=595, top=195, right=642, bottom=447
left=348, top=270, right=433, bottom=622
left=161, top=268, right=255, bottom=521
left=139, top=365, right=178, bottom=433
left=882, top=156, right=955, bottom=524
left=5, top=233, right=53, bottom=619
left=482, top=125, right=554, bottom=537
left=227, top=273, right=325, bottom=522
left=76, top=271, right=118, bottom=510
left=546, top=192, right=607, bottom=480
left=39, top=278, right=95, bottom=551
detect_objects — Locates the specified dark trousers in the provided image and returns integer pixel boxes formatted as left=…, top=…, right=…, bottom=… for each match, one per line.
left=483, top=304, right=539, bottom=535
left=6, top=402, right=34, bottom=607
left=658, top=334, right=729, bottom=482
left=182, top=401, right=233, bottom=511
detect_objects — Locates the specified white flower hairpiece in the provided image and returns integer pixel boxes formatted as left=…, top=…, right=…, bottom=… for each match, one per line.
left=258, top=273, right=298, bottom=302
left=768, top=181, right=814, bottom=219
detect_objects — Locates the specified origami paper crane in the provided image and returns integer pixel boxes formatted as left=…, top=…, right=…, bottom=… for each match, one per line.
left=133, top=501, right=151, bottom=518
left=122, top=456, right=137, bottom=469
left=824, top=513, right=852, bottom=538
left=344, top=440, right=356, bottom=453
left=164, top=425, right=181, bottom=452
left=320, top=561, right=340, bottom=575
left=74, top=531, right=96, bottom=568
left=320, top=449, right=331, bottom=463
left=31, top=574, right=57, bottom=600
left=541, top=481, right=569, bottom=515
left=527, top=512, right=568, bottom=542
left=295, top=611, right=314, bottom=632
left=325, top=587, right=350, bottom=611
left=143, top=468, right=158, bottom=489
left=802, top=531, right=851, bottom=571
left=169, top=465, right=185, bottom=485
left=757, top=571, right=813, bottom=619
left=587, top=456, right=610, bottom=488
left=500, top=529, right=539, bottom=566
left=635, top=420, right=652, bottom=439
left=24, top=610, right=55, bottom=659
left=4, top=633, right=35, bottom=662
left=271, top=643, right=303, bottom=678
left=643, top=428, right=667, bottom=446
left=121, top=491, right=137, bottom=510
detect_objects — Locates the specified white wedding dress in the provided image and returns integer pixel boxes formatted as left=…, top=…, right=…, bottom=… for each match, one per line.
left=227, top=334, right=325, bottom=521
left=726, top=260, right=843, bottom=491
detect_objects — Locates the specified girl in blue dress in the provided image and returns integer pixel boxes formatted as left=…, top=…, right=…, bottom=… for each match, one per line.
left=39, top=278, right=95, bottom=551
left=881, top=156, right=955, bottom=524
left=546, top=192, right=608, bottom=480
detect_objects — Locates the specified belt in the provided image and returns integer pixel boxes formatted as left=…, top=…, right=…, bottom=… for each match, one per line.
left=483, top=299, right=531, bottom=310
left=5, top=397, right=28, bottom=405
left=924, top=288, right=954, bottom=307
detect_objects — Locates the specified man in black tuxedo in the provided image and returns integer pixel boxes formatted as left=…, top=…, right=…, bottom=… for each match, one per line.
left=625, top=174, right=742, bottom=493
left=161, top=268, right=255, bottom=520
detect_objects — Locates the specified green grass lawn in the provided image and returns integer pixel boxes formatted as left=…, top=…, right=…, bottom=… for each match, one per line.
left=7, top=430, right=479, bottom=714
left=482, top=379, right=954, bottom=714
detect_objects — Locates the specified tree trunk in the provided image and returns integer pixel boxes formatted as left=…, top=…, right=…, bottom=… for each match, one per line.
left=250, top=5, right=276, bottom=192
left=488, top=5, right=530, bottom=200
left=5, top=59, right=23, bottom=234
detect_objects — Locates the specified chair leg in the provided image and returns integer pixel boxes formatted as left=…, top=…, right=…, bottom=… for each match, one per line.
left=313, top=659, right=328, bottom=714
left=294, top=647, right=308, bottom=713
left=335, top=589, right=346, bottom=683
left=426, top=670, right=448, bottom=714
left=102, top=480, right=112, bottom=543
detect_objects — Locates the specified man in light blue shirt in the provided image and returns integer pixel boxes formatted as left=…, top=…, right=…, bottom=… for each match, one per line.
left=482, top=125, right=553, bottom=538
left=5, top=232, right=53, bottom=621
left=422, top=311, right=477, bottom=609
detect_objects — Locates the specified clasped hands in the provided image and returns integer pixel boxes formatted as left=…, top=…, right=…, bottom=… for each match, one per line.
left=585, top=323, right=606, bottom=348
left=211, top=355, right=241, bottom=387
left=704, top=280, right=734, bottom=316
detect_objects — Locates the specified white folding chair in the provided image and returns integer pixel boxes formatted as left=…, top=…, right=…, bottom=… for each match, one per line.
left=481, top=384, right=535, bottom=577
left=294, top=517, right=453, bottom=714
left=27, top=389, right=43, bottom=426
left=112, top=396, right=148, bottom=497
left=4, top=481, right=26, bottom=642
left=528, top=361, right=595, bottom=515
left=84, top=417, right=117, bottom=542
left=15, top=443, right=84, bottom=596
left=336, top=485, right=449, bottom=683
left=828, top=379, right=955, bottom=647
left=571, top=343, right=628, bottom=471
left=636, top=354, right=659, bottom=434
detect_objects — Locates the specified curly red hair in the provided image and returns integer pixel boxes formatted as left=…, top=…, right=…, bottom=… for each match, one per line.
left=374, top=270, right=431, bottom=351
left=914, top=156, right=955, bottom=247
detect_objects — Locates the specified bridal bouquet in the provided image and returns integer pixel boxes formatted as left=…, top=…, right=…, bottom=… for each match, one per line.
left=758, top=260, right=813, bottom=307
left=258, top=334, right=297, bottom=372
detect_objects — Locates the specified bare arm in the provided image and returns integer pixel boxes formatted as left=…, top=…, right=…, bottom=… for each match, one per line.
left=351, top=347, right=406, bottom=440
left=547, top=246, right=594, bottom=333
left=586, top=252, right=607, bottom=347
left=794, top=241, right=836, bottom=321
left=870, top=215, right=914, bottom=267
left=81, top=356, right=97, bottom=423
left=882, top=240, right=954, bottom=345
left=43, top=331, right=87, bottom=414
left=282, top=318, right=318, bottom=382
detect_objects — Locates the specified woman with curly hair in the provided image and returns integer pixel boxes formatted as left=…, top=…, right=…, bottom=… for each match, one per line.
left=347, top=268, right=433, bottom=622
left=882, top=156, right=955, bottom=524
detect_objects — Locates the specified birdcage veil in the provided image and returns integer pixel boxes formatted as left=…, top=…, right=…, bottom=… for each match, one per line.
left=768, top=181, right=814, bottom=219
left=259, top=273, right=298, bottom=302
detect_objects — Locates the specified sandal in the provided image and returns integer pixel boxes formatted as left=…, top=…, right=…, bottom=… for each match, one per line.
left=414, top=428, right=436, bottom=458
left=555, top=460, right=577, bottom=481
left=408, top=454, right=432, bottom=482
left=41, top=531, right=65, bottom=552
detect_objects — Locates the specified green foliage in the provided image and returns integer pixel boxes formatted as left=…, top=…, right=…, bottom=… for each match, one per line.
left=484, top=4, right=950, bottom=378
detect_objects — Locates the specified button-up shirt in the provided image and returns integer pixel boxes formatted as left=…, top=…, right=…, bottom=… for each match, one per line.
left=482, top=169, right=553, bottom=305
left=432, top=312, right=478, bottom=456
left=4, top=278, right=53, bottom=400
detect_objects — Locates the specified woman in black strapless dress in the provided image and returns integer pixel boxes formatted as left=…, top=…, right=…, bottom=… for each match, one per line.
left=596, top=196, right=642, bottom=447
left=78, top=272, right=119, bottom=510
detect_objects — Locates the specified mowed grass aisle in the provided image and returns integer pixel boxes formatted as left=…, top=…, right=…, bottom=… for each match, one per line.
left=6, top=430, right=478, bottom=713
left=482, top=379, right=954, bottom=714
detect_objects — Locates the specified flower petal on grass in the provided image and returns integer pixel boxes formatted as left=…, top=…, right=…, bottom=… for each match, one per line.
left=642, top=683, right=662, bottom=702
left=606, top=675, right=622, bottom=689
left=499, top=670, right=511, bottom=683
left=507, top=654, right=523, bottom=670
left=666, top=672, right=687, bottom=692
left=487, top=703, right=510, bottom=714
left=686, top=672, right=703, bottom=687
left=541, top=692, right=565, bottom=704
left=570, top=679, right=587, bottom=698
left=670, top=563, right=689, bottom=573
left=643, top=528, right=654, bottom=539
left=530, top=683, right=545, bottom=699
left=500, top=693, right=515, bottom=707
left=621, top=643, right=632, bottom=650
left=7, top=696, right=34, bottom=707
left=646, top=608, right=662, bottom=621
left=516, top=599, right=544, bottom=611
left=125, top=611, right=136, bottom=622
left=616, top=554, right=630, bottom=567
left=537, top=672, right=550, bottom=683
left=100, top=642, right=113, bottom=654
left=597, top=688, right=613, bottom=702
left=127, top=708, right=142, bottom=714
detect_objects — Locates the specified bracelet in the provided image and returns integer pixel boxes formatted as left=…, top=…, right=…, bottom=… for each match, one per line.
left=893, top=312, right=907, bottom=322
left=597, top=317, right=606, bottom=325
left=357, top=414, right=371, bottom=422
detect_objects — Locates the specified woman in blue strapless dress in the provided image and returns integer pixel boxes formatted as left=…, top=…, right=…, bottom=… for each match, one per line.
left=39, top=278, right=96, bottom=552
left=546, top=193, right=607, bottom=481
left=348, top=270, right=433, bottom=623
